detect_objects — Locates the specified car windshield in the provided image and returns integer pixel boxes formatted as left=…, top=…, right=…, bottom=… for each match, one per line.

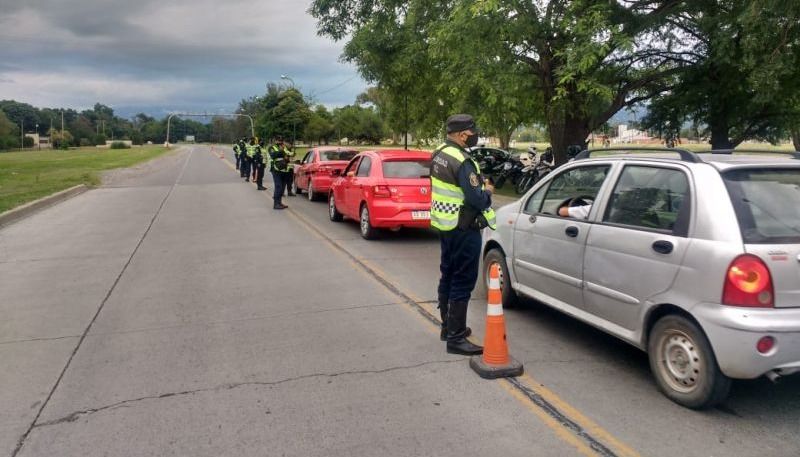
left=723, top=167, right=800, bottom=243
left=320, top=149, right=358, bottom=161
left=382, top=160, right=431, bottom=178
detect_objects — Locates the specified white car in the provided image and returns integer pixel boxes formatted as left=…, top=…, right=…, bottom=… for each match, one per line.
left=482, top=148, right=800, bottom=408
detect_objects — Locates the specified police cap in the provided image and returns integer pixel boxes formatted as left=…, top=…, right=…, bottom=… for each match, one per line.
left=446, top=114, right=479, bottom=133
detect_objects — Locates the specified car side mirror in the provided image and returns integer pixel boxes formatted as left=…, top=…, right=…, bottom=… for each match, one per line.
left=347, top=171, right=356, bottom=178
left=332, top=169, right=341, bottom=176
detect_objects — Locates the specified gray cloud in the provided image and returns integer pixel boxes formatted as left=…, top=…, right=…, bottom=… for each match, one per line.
left=0, top=0, right=365, bottom=115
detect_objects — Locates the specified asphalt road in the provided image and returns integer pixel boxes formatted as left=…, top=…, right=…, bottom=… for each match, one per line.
left=1, top=144, right=798, bottom=457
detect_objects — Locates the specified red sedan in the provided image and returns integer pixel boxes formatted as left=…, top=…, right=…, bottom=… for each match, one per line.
left=328, top=149, right=432, bottom=239
left=292, top=147, right=359, bottom=201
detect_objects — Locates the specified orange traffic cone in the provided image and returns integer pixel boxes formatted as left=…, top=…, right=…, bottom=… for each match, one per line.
left=470, top=263, right=524, bottom=379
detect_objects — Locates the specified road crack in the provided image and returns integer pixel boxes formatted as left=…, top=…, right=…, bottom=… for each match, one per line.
left=32, top=358, right=463, bottom=429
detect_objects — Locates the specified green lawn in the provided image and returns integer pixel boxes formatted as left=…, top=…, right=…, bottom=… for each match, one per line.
left=0, top=146, right=168, bottom=213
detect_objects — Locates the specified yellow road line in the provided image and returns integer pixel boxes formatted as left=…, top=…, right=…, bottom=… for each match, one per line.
left=216, top=149, right=639, bottom=457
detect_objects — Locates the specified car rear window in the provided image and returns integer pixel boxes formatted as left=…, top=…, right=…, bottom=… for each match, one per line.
left=382, top=160, right=431, bottom=178
left=723, top=168, right=800, bottom=244
left=320, top=150, right=358, bottom=161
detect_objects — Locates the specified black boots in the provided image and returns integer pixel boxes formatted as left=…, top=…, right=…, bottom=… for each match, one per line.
left=445, top=300, right=482, bottom=355
left=438, top=301, right=471, bottom=341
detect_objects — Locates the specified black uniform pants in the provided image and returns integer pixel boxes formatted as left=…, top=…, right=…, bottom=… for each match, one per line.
left=256, top=163, right=265, bottom=188
left=271, top=171, right=285, bottom=206
left=283, top=169, right=294, bottom=194
left=235, top=154, right=240, bottom=170
left=437, top=228, right=482, bottom=304
left=241, top=157, right=250, bottom=179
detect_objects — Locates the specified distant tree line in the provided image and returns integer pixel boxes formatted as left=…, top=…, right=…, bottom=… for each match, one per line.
left=0, top=100, right=221, bottom=150
left=237, top=82, right=388, bottom=145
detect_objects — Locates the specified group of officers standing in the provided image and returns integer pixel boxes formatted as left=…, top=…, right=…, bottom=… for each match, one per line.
left=230, top=114, right=493, bottom=357
left=233, top=136, right=295, bottom=209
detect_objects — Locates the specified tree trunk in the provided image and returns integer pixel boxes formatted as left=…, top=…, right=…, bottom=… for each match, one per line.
left=791, top=126, right=800, bottom=152
left=709, top=117, right=735, bottom=150
left=547, top=112, right=589, bottom=165
left=498, top=128, right=513, bottom=150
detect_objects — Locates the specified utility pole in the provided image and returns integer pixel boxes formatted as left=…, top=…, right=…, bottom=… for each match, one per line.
left=20, top=120, right=23, bottom=151
left=404, top=94, right=409, bottom=150
left=61, top=111, right=65, bottom=146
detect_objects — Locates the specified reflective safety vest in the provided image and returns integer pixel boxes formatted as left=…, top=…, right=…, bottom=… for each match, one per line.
left=233, top=143, right=241, bottom=156
left=246, top=144, right=257, bottom=158
left=269, top=144, right=289, bottom=172
left=430, top=144, right=497, bottom=231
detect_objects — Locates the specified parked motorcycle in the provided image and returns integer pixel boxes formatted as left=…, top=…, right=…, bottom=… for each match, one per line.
left=493, top=156, right=525, bottom=189
left=515, top=149, right=554, bottom=194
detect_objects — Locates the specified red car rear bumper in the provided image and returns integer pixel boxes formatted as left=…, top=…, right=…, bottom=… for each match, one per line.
left=369, top=200, right=431, bottom=228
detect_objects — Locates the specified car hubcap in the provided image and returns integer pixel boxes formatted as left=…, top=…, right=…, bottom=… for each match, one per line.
left=308, top=184, right=313, bottom=200
left=658, top=330, right=702, bottom=393
left=329, top=196, right=335, bottom=218
left=361, top=209, right=369, bottom=234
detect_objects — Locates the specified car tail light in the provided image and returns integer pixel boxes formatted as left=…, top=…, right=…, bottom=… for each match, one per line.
left=373, top=185, right=391, bottom=198
left=722, top=254, right=774, bottom=308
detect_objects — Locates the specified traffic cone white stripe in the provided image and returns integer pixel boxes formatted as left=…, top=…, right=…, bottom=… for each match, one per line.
left=487, top=303, right=504, bottom=316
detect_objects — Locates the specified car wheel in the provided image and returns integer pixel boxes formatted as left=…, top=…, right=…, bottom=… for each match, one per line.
left=360, top=204, right=379, bottom=240
left=328, top=193, right=343, bottom=222
left=648, top=315, right=731, bottom=409
left=292, top=179, right=302, bottom=195
left=483, top=248, right=518, bottom=308
left=307, top=182, right=317, bottom=201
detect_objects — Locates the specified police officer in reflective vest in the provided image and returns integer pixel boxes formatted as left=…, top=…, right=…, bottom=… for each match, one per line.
left=268, top=136, right=289, bottom=209
left=238, top=139, right=248, bottom=178
left=430, top=114, right=496, bottom=355
left=233, top=140, right=242, bottom=170
left=241, top=138, right=253, bottom=181
left=283, top=145, right=296, bottom=197
left=254, top=139, right=267, bottom=190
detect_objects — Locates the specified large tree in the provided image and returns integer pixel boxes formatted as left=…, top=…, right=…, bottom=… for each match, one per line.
left=642, top=0, right=800, bottom=149
left=311, top=0, right=694, bottom=163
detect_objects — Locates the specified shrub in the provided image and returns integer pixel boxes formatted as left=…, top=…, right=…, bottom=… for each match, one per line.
left=79, top=138, right=93, bottom=147
left=109, top=141, right=130, bottom=149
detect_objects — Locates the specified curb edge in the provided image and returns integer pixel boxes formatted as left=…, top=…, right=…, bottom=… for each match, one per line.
left=0, top=184, right=89, bottom=229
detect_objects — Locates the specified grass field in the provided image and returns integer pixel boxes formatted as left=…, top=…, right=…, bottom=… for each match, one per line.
left=0, top=146, right=169, bottom=213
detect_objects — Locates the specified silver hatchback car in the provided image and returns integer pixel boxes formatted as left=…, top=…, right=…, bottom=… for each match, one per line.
left=482, top=148, right=800, bottom=409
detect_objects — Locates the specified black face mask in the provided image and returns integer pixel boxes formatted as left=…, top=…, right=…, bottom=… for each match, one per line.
left=465, top=132, right=479, bottom=148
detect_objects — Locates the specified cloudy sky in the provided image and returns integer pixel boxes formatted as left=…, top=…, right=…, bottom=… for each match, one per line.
left=0, top=0, right=366, bottom=118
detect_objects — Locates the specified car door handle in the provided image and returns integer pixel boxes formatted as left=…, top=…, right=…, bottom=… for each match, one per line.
left=652, top=240, right=674, bottom=254
left=565, top=226, right=579, bottom=237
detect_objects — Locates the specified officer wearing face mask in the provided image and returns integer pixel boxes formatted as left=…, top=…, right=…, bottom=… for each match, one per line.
left=430, top=114, right=496, bottom=356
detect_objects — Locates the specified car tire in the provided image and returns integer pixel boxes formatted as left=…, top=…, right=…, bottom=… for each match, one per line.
left=483, top=248, right=519, bottom=308
left=328, top=193, right=343, bottom=222
left=307, top=182, right=317, bottom=201
left=360, top=204, right=379, bottom=240
left=292, top=179, right=302, bottom=195
left=647, top=315, right=731, bottom=409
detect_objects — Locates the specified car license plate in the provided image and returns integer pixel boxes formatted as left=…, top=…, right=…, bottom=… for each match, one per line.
left=412, top=211, right=430, bottom=220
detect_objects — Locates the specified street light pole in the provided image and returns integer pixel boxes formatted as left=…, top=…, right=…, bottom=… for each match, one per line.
left=280, top=74, right=296, bottom=88
left=20, top=120, right=23, bottom=151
